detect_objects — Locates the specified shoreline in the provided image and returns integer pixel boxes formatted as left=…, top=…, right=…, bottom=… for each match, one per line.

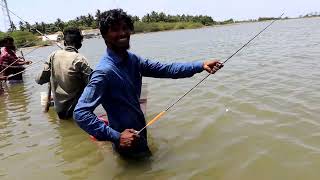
left=20, top=16, right=320, bottom=49
left=19, top=23, right=241, bottom=49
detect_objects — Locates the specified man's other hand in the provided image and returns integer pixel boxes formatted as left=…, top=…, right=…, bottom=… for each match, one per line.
left=119, top=129, right=140, bottom=149
left=203, top=60, right=223, bottom=74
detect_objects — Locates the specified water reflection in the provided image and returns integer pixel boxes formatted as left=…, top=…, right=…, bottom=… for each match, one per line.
left=46, top=110, right=157, bottom=179
left=0, top=84, right=9, bottom=153
left=0, top=82, right=29, bottom=140
left=45, top=111, right=103, bottom=179
left=6, top=83, right=30, bottom=118
left=0, top=18, right=319, bottom=179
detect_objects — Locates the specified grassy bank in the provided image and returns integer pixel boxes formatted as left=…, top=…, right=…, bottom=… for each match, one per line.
left=0, top=31, right=50, bottom=48
left=133, top=22, right=204, bottom=33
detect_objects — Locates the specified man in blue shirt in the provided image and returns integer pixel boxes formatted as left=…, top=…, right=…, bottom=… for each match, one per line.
left=73, top=9, right=223, bottom=158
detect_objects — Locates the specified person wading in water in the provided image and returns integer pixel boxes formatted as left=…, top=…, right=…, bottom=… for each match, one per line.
left=73, top=9, right=223, bottom=159
left=36, top=27, right=92, bottom=119
left=0, top=36, right=31, bottom=81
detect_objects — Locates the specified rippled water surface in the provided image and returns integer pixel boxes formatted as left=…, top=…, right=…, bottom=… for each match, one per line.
left=1, top=18, right=319, bottom=179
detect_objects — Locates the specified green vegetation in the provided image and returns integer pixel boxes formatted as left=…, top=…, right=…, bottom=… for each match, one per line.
left=300, top=12, right=320, bottom=18
left=219, top=18, right=235, bottom=25
left=1, top=10, right=224, bottom=48
left=14, top=10, right=217, bottom=35
left=258, top=17, right=282, bottom=21
left=3, top=10, right=221, bottom=48
left=133, top=11, right=213, bottom=33
left=134, top=22, right=203, bottom=33
left=9, top=31, right=39, bottom=47
left=140, top=11, right=216, bottom=25
left=0, top=31, right=50, bottom=48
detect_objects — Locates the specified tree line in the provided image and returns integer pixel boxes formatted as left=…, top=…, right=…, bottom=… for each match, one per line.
left=9, top=10, right=217, bottom=34
left=5, top=10, right=320, bottom=34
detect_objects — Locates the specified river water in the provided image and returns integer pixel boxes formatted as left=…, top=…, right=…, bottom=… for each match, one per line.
left=0, top=17, right=319, bottom=179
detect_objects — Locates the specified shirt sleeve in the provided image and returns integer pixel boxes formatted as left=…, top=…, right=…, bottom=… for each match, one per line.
left=138, top=56, right=204, bottom=79
left=35, top=53, right=54, bottom=85
left=73, top=70, right=121, bottom=143
left=73, top=55, right=93, bottom=85
left=1, top=48, right=19, bottom=65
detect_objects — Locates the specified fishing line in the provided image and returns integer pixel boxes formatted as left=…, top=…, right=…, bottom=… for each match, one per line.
left=6, top=52, right=49, bottom=79
left=7, top=60, right=44, bottom=78
left=0, top=57, right=20, bottom=74
left=0, top=3, right=63, bottom=49
left=17, top=38, right=41, bottom=49
left=138, top=13, right=284, bottom=134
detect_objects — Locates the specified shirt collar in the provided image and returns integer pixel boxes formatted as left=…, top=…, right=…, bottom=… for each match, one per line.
left=106, top=48, right=129, bottom=65
left=64, top=46, right=78, bottom=53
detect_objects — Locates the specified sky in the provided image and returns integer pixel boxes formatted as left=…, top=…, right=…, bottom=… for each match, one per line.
left=1, top=0, right=319, bottom=31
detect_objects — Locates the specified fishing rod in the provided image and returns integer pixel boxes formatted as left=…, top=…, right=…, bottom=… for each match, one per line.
left=7, top=60, right=44, bottom=78
left=0, top=49, right=33, bottom=74
left=137, top=13, right=284, bottom=134
left=3, top=51, right=49, bottom=79
left=0, top=41, right=48, bottom=76
left=19, top=39, right=41, bottom=49
left=0, top=57, right=20, bottom=74
left=6, top=50, right=47, bottom=79
left=20, top=50, right=25, bottom=60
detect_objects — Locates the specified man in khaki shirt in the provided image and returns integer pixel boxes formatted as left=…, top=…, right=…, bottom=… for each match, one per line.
left=36, top=27, right=92, bottom=119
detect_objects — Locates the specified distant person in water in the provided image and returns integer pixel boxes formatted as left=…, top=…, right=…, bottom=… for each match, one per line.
left=73, top=9, right=223, bottom=159
left=0, top=39, right=6, bottom=92
left=0, top=38, right=6, bottom=92
left=0, top=36, right=31, bottom=80
left=0, top=38, right=5, bottom=80
left=0, top=36, right=31, bottom=66
left=0, top=38, right=4, bottom=54
left=35, top=27, right=92, bottom=119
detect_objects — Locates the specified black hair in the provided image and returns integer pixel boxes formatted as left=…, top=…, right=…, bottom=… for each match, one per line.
left=99, top=9, right=134, bottom=36
left=2, top=36, right=14, bottom=43
left=0, top=38, right=4, bottom=47
left=0, top=38, right=3, bottom=55
left=63, top=27, right=83, bottom=46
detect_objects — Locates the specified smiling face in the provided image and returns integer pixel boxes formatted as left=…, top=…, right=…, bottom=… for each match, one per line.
left=103, top=20, right=131, bottom=51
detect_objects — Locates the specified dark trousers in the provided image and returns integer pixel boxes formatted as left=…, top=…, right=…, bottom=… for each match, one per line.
left=112, top=135, right=152, bottom=160
left=57, top=110, right=74, bottom=120
left=4, top=66, right=25, bottom=80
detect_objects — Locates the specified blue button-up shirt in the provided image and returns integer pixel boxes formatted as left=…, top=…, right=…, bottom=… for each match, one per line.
left=74, top=48, right=204, bottom=154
